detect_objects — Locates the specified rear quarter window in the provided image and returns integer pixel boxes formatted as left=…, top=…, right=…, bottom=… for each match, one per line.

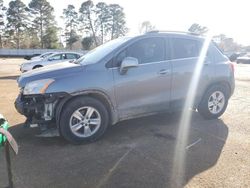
left=207, top=43, right=228, bottom=63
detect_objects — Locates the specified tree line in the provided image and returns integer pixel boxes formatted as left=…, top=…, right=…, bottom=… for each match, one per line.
left=0, top=0, right=128, bottom=50
left=188, top=23, right=244, bottom=52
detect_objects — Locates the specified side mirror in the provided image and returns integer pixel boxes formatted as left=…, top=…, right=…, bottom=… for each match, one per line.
left=120, top=57, right=139, bottom=74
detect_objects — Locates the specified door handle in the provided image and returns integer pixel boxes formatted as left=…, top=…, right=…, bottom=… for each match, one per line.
left=158, top=69, right=170, bottom=75
left=204, top=59, right=211, bottom=65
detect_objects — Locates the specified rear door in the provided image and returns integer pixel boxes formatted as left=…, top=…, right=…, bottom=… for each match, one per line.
left=42, top=53, right=63, bottom=66
left=112, top=37, right=172, bottom=119
left=170, top=37, right=214, bottom=109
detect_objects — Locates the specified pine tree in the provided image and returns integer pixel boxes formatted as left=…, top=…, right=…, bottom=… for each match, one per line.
left=0, top=0, right=6, bottom=48
left=79, top=0, right=98, bottom=46
left=62, top=4, right=79, bottom=49
left=29, top=0, right=57, bottom=48
left=95, top=2, right=110, bottom=44
left=6, top=0, right=29, bottom=48
left=108, top=4, right=128, bottom=40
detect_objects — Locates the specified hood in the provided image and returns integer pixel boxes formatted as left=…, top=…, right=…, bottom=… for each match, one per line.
left=18, top=62, right=83, bottom=87
left=24, top=58, right=43, bottom=64
left=30, top=56, right=42, bottom=60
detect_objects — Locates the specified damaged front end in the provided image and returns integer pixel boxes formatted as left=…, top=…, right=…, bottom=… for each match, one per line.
left=15, top=90, right=67, bottom=136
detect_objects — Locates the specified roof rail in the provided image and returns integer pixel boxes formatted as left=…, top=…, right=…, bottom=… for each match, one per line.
left=145, top=30, right=200, bottom=36
left=145, top=30, right=160, bottom=34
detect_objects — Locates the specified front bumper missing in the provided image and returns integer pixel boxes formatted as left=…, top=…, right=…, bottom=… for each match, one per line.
left=14, top=92, right=67, bottom=129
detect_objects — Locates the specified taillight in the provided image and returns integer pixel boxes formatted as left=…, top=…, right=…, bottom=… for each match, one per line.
left=229, top=62, right=235, bottom=73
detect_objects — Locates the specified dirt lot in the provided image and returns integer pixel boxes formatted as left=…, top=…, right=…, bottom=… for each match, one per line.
left=0, top=58, right=249, bottom=188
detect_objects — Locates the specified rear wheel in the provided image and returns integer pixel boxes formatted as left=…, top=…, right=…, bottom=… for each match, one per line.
left=198, top=85, right=229, bottom=119
left=59, top=97, right=109, bottom=144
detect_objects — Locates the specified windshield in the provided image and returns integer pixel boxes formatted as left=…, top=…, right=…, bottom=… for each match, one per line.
left=41, top=52, right=53, bottom=58
left=75, top=37, right=131, bottom=65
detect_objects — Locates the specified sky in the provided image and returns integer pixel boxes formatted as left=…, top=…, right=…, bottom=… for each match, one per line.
left=4, top=0, right=250, bottom=45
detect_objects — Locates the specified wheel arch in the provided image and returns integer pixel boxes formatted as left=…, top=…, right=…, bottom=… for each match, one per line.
left=198, top=80, right=231, bottom=107
left=206, top=81, right=231, bottom=97
left=55, top=90, right=117, bottom=130
left=32, top=65, right=43, bottom=69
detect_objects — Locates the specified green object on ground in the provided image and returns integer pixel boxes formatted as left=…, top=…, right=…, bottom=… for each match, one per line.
left=0, top=114, right=9, bottom=146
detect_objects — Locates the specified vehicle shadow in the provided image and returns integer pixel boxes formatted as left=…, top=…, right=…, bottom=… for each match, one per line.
left=102, top=112, right=228, bottom=188
left=0, top=111, right=228, bottom=188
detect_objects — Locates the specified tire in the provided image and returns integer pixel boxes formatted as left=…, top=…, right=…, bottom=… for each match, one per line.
left=198, top=85, right=229, bottom=119
left=59, top=96, right=109, bottom=144
left=33, top=65, right=43, bottom=69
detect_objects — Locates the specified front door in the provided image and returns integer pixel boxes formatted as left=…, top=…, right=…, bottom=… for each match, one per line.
left=112, top=37, right=172, bottom=119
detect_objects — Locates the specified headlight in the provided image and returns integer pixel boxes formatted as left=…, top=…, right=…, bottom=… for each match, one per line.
left=23, top=79, right=55, bottom=95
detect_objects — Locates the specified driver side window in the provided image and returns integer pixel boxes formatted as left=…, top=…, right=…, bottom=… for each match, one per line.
left=115, top=37, right=165, bottom=67
left=50, top=54, right=62, bottom=61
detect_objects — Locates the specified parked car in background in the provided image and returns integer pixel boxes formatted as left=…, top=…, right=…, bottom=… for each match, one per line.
left=15, top=31, right=235, bottom=144
left=236, top=53, right=250, bottom=64
left=20, top=52, right=82, bottom=72
left=227, top=52, right=246, bottom=62
left=30, top=52, right=55, bottom=61
left=24, top=53, right=41, bottom=60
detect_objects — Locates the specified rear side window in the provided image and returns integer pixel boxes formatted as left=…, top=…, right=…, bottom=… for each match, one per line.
left=115, top=37, right=165, bottom=66
left=49, top=54, right=62, bottom=60
left=66, top=53, right=78, bottom=59
left=171, top=38, right=201, bottom=59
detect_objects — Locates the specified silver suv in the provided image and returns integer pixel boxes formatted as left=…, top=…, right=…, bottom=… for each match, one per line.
left=15, top=31, right=235, bottom=144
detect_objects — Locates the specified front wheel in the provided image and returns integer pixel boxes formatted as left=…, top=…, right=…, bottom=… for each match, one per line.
left=198, top=85, right=229, bottom=119
left=59, top=97, right=109, bottom=144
